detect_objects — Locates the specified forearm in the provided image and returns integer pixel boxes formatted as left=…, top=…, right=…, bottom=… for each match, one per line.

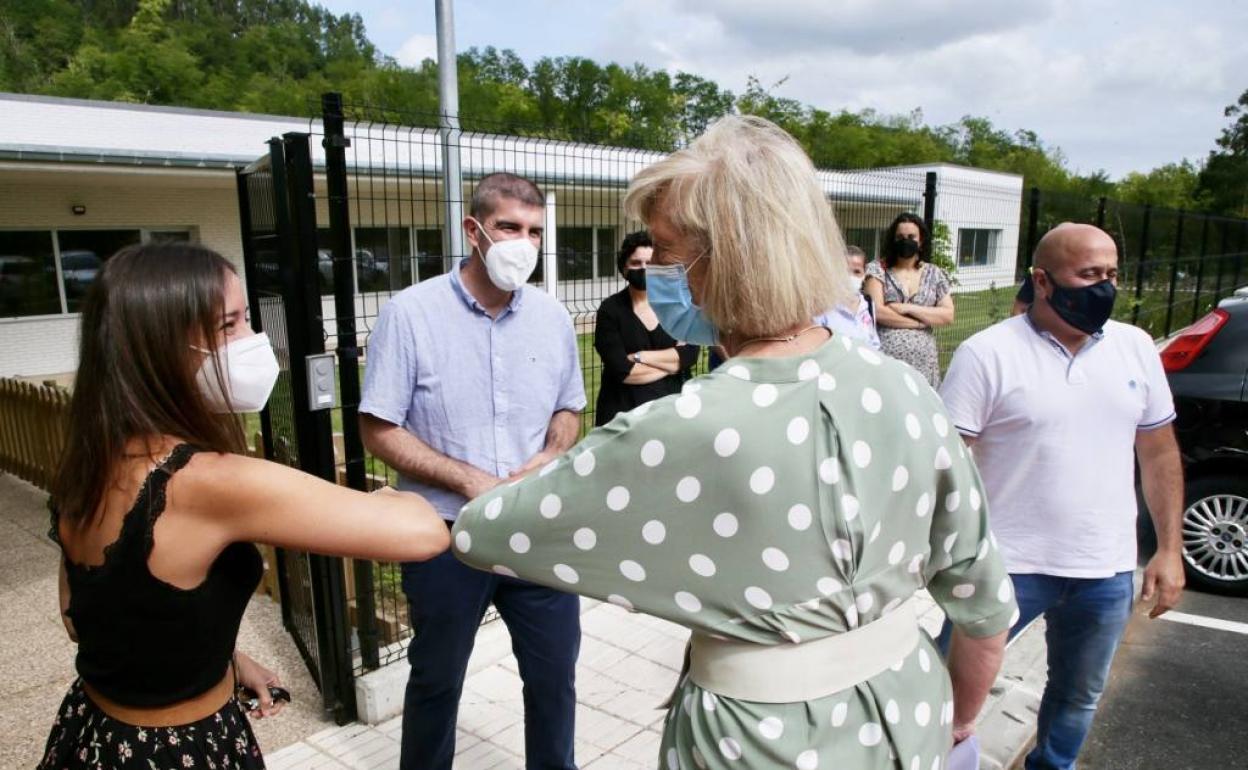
left=1140, top=438, right=1184, bottom=554
left=948, top=628, right=1007, bottom=733
left=359, top=414, right=496, bottom=497
left=877, top=305, right=926, bottom=329
left=640, top=347, right=682, bottom=374
left=903, top=304, right=954, bottom=327
left=623, top=364, right=670, bottom=385
left=542, top=410, right=581, bottom=454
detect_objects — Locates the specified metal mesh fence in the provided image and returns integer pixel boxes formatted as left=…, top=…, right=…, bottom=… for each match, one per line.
left=275, top=97, right=1248, bottom=675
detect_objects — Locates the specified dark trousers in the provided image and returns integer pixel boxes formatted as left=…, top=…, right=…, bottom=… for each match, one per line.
left=399, top=548, right=581, bottom=770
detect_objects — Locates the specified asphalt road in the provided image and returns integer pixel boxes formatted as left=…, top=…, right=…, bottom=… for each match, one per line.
left=1079, top=588, right=1248, bottom=770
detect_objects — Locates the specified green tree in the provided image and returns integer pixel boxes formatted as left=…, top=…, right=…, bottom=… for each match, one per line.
left=1198, top=88, right=1248, bottom=217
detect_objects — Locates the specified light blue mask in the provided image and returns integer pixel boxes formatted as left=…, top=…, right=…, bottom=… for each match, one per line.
left=646, top=257, right=718, bottom=346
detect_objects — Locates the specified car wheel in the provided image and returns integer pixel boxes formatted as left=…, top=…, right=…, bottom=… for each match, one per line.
left=1180, top=474, right=1248, bottom=596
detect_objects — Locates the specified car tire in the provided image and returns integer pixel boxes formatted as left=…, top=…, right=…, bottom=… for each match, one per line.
left=1179, top=474, right=1248, bottom=596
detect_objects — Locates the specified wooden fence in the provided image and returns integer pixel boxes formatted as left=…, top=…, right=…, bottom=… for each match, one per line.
left=0, top=378, right=282, bottom=601
left=0, top=377, right=71, bottom=492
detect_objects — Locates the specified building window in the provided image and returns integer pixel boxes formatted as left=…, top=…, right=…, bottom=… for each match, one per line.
left=57, top=230, right=142, bottom=312
left=556, top=227, right=594, bottom=281
left=0, top=231, right=60, bottom=318
left=844, top=227, right=884, bottom=261
left=0, top=228, right=195, bottom=319
left=355, top=227, right=413, bottom=293
left=595, top=227, right=618, bottom=278
left=958, top=229, right=999, bottom=267
left=415, top=229, right=444, bottom=282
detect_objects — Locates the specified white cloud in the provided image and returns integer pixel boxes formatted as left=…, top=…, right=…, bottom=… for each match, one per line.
left=396, top=33, right=438, bottom=67
left=595, top=0, right=1248, bottom=176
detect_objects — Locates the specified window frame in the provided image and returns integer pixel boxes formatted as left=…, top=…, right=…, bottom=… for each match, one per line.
left=0, top=226, right=198, bottom=320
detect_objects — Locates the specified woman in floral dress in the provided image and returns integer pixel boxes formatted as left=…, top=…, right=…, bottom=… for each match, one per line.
left=453, top=116, right=1015, bottom=770
left=864, top=213, right=955, bottom=386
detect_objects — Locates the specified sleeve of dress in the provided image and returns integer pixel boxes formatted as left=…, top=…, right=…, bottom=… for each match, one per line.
left=451, top=396, right=696, bottom=624
left=920, top=393, right=1018, bottom=637
left=932, top=266, right=952, bottom=304
left=593, top=300, right=633, bottom=384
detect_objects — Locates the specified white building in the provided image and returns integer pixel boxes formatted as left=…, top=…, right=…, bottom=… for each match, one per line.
left=0, top=93, right=1022, bottom=378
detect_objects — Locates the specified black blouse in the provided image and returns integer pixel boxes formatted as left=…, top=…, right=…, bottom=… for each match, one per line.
left=593, top=289, right=701, bottom=426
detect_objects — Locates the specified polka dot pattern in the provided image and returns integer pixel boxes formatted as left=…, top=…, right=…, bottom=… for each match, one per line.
left=787, top=504, right=812, bottom=531
left=714, top=428, right=741, bottom=457
left=450, top=339, right=1018, bottom=769
left=643, top=520, right=667, bottom=545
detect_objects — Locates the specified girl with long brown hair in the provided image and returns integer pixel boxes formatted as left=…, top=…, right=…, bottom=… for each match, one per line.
left=40, top=243, right=448, bottom=769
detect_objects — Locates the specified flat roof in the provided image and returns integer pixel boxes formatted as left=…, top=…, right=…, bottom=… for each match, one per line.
left=3, top=93, right=1015, bottom=205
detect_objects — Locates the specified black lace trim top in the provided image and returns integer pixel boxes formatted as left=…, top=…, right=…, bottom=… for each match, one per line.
left=50, top=444, right=264, bottom=707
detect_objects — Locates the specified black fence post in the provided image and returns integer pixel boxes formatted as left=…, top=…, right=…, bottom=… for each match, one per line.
left=1163, top=210, right=1185, bottom=337
left=322, top=92, right=381, bottom=673
left=922, top=171, right=937, bottom=237
left=282, top=132, right=358, bottom=725
left=1096, top=196, right=1107, bottom=230
left=1193, top=215, right=1210, bottom=324
left=1132, top=204, right=1151, bottom=326
left=1213, top=221, right=1228, bottom=301
left=1234, top=220, right=1247, bottom=291
left=1023, top=187, right=1041, bottom=278
left=234, top=167, right=276, bottom=464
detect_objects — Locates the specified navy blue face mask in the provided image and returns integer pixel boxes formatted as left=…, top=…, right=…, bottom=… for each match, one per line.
left=1040, top=270, right=1117, bottom=335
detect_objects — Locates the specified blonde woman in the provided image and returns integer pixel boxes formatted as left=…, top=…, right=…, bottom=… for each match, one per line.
left=452, top=116, right=1015, bottom=769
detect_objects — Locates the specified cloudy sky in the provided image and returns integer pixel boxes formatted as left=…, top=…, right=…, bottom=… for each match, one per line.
left=317, top=0, right=1248, bottom=179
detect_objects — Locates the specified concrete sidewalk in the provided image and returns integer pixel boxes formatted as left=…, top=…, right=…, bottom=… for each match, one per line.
left=0, top=472, right=334, bottom=768
left=267, top=598, right=1046, bottom=770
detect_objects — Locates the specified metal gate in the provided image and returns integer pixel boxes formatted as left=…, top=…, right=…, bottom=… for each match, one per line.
left=235, top=134, right=356, bottom=724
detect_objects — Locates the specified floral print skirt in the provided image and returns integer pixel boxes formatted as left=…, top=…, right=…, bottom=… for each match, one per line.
left=38, top=679, right=265, bottom=770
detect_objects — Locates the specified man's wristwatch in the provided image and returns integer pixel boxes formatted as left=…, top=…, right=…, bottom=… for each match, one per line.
left=632, top=351, right=643, bottom=364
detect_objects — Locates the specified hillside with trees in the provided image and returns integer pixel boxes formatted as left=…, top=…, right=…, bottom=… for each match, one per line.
left=1, top=0, right=1243, bottom=215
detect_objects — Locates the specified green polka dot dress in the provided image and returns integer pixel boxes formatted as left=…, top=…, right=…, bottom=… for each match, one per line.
left=454, top=334, right=1018, bottom=769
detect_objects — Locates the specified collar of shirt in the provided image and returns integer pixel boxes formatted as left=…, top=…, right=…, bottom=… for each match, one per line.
left=449, top=258, right=525, bottom=318
left=1022, top=310, right=1104, bottom=359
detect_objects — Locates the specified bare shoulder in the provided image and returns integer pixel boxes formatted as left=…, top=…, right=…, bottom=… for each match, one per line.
left=173, top=451, right=296, bottom=510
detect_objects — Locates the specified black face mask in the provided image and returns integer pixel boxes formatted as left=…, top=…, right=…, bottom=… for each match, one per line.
left=890, top=238, right=921, bottom=260
left=1041, top=272, right=1117, bottom=335
left=624, top=268, right=646, bottom=291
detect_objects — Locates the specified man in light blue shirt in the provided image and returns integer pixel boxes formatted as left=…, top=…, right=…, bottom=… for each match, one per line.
left=360, top=172, right=586, bottom=770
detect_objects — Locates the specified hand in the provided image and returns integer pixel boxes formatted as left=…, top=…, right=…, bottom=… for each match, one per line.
left=1141, top=549, right=1184, bottom=618
left=890, top=302, right=914, bottom=316
left=234, top=651, right=285, bottom=719
left=510, top=449, right=557, bottom=480
left=461, top=470, right=505, bottom=501
left=952, top=723, right=975, bottom=744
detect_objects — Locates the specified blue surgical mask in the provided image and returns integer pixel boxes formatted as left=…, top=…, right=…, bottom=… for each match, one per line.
left=645, top=256, right=718, bottom=346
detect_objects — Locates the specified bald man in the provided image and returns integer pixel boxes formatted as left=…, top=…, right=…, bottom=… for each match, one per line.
left=939, top=224, right=1184, bottom=770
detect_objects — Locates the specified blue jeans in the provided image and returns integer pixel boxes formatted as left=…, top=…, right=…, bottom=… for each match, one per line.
left=938, top=571, right=1134, bottom=770
left=399, top=548, right=581, bottom=770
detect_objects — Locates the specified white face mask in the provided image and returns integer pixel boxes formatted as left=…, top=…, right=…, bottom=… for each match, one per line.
left=850, top=275, right=865, bottom=293
left=193, top=333, right=280, bottom=413
left=470, top=217, right=539, bottom=292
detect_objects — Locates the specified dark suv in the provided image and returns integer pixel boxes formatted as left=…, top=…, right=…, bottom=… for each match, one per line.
left=1154, top=287, right=1248, bottom=594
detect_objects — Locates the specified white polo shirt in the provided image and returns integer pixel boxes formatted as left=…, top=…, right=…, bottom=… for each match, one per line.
left=939, top=314, right=1175, bottom=577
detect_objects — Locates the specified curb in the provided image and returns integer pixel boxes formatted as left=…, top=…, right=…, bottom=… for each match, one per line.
left=975, top=617, right=1046, bottom=770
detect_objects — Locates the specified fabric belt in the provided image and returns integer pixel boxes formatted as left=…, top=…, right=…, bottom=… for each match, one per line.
left=687, top=598, right=920, bottom=704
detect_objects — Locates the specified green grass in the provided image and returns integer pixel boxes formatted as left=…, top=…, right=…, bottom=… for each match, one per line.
left=250, top=281, right=1208, bottom=457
